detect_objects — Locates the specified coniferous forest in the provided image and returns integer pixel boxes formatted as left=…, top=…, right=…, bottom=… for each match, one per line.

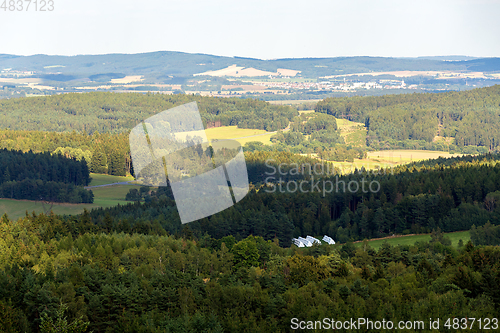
left=1, top=88, right=500, bottom=332
left=0, top=150, right=93, bottom=203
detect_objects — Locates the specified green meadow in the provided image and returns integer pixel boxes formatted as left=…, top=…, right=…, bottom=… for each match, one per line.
left=0, top=174, right=137, bottom=220
left=353, top=230, right=471, bottom=250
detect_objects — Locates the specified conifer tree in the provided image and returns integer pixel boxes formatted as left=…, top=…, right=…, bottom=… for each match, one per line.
left=90, top=146, right=108, bottom=174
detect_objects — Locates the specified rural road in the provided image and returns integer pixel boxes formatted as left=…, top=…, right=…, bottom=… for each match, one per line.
left=84, top=181, right=136, bottom=189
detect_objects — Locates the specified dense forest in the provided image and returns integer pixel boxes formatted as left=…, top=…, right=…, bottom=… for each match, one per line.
left=316, top=85, right=500, bottom=151
left=77, top=152, right=500, bottom=246
left=0, top=130, right=130, bottom=177
left=0, top=150, right=93, bottom=203
left=0, top=212, right=499, bottom=332
left=0, top=93, right=296, bottom=133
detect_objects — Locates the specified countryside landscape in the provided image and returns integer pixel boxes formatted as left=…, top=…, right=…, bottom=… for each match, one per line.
left=2, top=0, right=500, bottom=332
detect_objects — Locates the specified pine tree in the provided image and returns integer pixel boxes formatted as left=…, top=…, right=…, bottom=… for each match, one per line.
left=90, top=146, right=108, bottom=174
left=108, top=149, right=125, bottom=176
left=3, top=167, right=10, bottom=183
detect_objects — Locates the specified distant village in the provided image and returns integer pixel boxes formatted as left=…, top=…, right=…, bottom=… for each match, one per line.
left=255, top=79, right=419, bottom=91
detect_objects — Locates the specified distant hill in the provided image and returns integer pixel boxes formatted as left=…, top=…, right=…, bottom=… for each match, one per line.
left=1, top=51, right=500, bottom=81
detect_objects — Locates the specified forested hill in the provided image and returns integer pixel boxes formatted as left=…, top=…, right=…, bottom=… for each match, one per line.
left=0, top=93, right=296, bottom=133
left=316, top=85, right=500, bottom=151
left=2, top=51, right=499, bottom=77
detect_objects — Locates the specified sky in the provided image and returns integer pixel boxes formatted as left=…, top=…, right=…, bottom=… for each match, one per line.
left=0, top=0, right=499, bottom=59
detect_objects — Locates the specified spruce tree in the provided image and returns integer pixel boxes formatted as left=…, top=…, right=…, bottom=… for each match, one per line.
left=90, top=146, right=108, bottom=174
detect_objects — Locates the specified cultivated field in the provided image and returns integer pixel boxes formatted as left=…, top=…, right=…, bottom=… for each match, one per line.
left=195, top=65, right=277, bottom=77
left=110, top=75, right=143, bottom=84
left=367, top=150, right=463, bottom=164
left=205, top=126, right=274, bottom=145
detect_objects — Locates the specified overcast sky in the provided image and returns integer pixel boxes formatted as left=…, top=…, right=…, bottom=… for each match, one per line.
left=1, top=0, right=499, bottom=58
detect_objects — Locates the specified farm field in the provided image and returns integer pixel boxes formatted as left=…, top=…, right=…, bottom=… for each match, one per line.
left=306, top=149, right=466, bottom=174
left=366, top=150, right=463, bottom=164
left=334, top=149, right=464, bottom=172
left=205, top=126, right=274, bottom=145
left=353, top=230, right=471, bottom=251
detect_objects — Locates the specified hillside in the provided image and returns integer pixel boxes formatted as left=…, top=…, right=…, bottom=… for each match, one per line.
left=4, top=52, right=500, bottom=78
left=0, top=92, right=296, bottom=133
left=316, top=84, right=500, bottom=152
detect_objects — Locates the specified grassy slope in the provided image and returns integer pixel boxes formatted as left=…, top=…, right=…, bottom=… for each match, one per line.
left=336, top=118, right=367, bottom=147
left=353, top=231, right=471, bottom=251
left=88, top=173, right=134, bottom=186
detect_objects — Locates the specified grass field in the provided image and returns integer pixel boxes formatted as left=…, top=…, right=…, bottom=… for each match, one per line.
left=89, top=173, right=134, bottom=186
left=336, top=118, right=367, bottom=147
left=353, top=231, right=470, bottom=251
left=1, top=174, right=138, bottom=220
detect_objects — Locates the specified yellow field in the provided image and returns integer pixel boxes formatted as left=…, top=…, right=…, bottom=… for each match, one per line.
left=305, top=149, right=465, bottom=174
left=110, top=75, right=143, bottom=84
left=367, top=150, right=463, bottom=163
left=205, top=126, right=274, bottom=145
left=194, top=65, right=277, bottom=77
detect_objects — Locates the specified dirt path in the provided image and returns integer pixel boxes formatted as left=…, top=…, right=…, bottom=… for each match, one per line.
left=84, top=181, right=135, bottom=189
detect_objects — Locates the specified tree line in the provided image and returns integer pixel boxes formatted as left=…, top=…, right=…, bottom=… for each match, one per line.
left=0, top=149, right=93, bottom=203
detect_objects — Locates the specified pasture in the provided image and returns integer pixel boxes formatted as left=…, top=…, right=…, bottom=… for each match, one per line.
left=1, top=174, right=138, bottom=220
left=89, top=173, right=134, bottom=186
left=353, top=230, right=471, bottom=251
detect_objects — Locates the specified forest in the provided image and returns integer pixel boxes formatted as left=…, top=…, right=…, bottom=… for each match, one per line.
left=1, top=89, right=500, bottom=331
left=0, top=212, right=499, bottom=332
left=0, top=92, right=296, bottom=133
left=0, top=149, right=93, bottom=203
left=316, top=85, right=500, bottom=151
left=84, top=152, right=500, bottom=247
